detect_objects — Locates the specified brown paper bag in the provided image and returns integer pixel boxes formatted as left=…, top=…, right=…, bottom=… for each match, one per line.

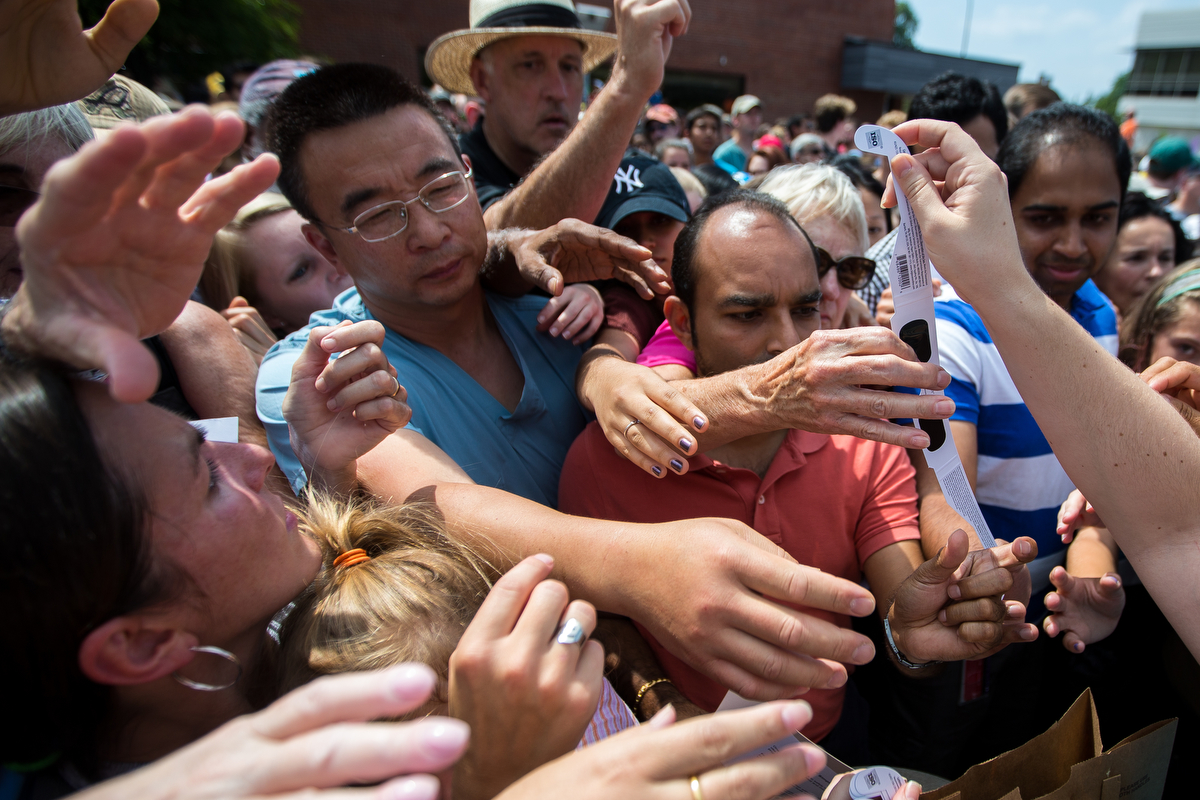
left=920, top=689, right=1176, bottom=800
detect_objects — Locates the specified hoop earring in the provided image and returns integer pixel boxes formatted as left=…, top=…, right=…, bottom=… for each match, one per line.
left=172, top=645, right=242, bottom=692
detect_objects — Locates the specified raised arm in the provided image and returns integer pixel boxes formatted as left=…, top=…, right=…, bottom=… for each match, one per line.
left=482, top=0, right=691, bottom=230
left=887, top=117, right=1200, bottom=657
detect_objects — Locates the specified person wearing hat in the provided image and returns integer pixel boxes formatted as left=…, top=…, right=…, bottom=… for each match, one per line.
left=712, top=94, right=762, bottom=175
left=644, top=103, right=680, bottom=146
left=1146, top=137, right=1200, bottom=199
left=684, top=103, right=723, bottom=166
left=424, top=0, right=691, bottom=232
left=238, top=59, right=320, bottom=162
left=76, top=74, right=170, bottom=138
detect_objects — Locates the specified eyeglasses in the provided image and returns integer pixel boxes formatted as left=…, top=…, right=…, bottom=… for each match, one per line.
left=0, top=185, right=40, bottom=227
left=816, top=246, right=875, bottom=291
left=330, top=167, right=474, bottom=243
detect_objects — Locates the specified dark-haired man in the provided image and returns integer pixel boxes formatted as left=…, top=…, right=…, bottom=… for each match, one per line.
left=424, top=0, right=691, bottom=231
left=908, top=72, right=1008, bottom=159
left=684, top=103, right=723, bottom=166
left=560, top=190, right=1034, bottom=759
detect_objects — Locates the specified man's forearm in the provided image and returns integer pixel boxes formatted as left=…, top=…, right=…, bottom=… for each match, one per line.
left=483, top=84, right=645, bottom=231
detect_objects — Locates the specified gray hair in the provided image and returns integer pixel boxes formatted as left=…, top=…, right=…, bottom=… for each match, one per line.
left=0, top=104, right=94, bottom=156
left=758, top=163, right=869, bottom=253
left=655, top=137, right=693, bottom=160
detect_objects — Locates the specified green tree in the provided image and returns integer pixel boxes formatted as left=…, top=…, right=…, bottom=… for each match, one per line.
left=894, top=1, right=919, bottom=50
left=78, top=0, right=301, bottom=91
left=1087, top=71, right=1130, bottom=122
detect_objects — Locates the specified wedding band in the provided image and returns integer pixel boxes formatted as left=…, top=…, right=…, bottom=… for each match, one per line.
left=689, top=775, right=704, bottom=800
left=390, top=377, right=401, bottom=398
left=623, top=419, right=641, bottom=437
left=556, top=618, right=586, bottom=645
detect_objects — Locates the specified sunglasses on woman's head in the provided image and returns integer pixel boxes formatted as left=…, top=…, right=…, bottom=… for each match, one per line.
left=815, top=246, right=875, bottom=291
left=0, top=186, right=40, bottom=227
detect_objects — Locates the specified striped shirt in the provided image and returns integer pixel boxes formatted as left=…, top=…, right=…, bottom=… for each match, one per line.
left=578, top=677, right=638, bottom=748
left=934, top=279, right=1119, bottom=599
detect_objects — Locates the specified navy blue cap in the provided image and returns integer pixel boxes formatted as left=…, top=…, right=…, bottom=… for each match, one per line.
left=594, top=156, right=690, bottom=231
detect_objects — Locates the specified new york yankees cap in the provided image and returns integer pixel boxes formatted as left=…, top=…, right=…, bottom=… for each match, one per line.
left=594, top=156, right=691, bottom=232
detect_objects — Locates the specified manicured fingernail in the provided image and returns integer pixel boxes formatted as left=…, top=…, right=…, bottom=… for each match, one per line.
left=533, top=553, right=554, bottom=567
left=781, top=700, right=812, bottom=731
left=384, top=663, right=436, bottom=699
left=652, top=465, right=663, bottom=477
left=670, top=458, right=684, bottom=473
left=382, top=775, right=439, bottom=800
left=851, top=641, right=874, bottom=663
left=935, top=398, right=955, bottom=415
left=423, top=720, right=470, bottom=757
left=693, top=416, right=707, bottom=430
left=679, top=437, right=693, bottom=451
left=803, top=744, right=827, bottom=775
left=948, top=584, right=962, bottom=599
left=1073, top=641, right=1084, bottom=652
left=646, top=704, right=676, bottom=729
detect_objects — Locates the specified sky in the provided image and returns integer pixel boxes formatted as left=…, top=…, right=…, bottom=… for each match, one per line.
left=904, top=0, right=1199, bottom=102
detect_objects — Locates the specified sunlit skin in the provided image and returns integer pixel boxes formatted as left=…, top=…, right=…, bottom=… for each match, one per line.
left=1094, top=215, right=1175, bottom=316
left=1, top=135, right=74, bottom=297
left=470, top=35, right=584, bottom=176
left=860, top=186, right=888, bottom=247
left=659, top=145, right=691, bottom=169
left=299, top=105, right=489, bottom=320
left=613, top=210, right=685, bottom=277
left=802, top=216, right=858, bottom=330
left=1011, top=141, right=1121, bottom=310
left=961, top=114, right=999, bottom=160
left=686, top=114, right=720, bottom=165
left=242, top=209, right=354, bottom=331
left=1149, top=300, right=1200, bottom=367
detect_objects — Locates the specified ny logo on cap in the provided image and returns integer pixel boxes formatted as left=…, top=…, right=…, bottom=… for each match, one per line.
left=614, top=165, right=644, bottom=194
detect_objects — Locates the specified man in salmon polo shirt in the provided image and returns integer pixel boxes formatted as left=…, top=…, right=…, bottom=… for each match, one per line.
left=559, top=190, right=1034, bottom=759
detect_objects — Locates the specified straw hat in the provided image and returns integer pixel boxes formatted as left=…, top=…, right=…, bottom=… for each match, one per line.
left=425, top=0, right=618, bottom=95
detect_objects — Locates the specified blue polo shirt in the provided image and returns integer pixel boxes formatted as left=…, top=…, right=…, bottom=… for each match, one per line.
left=713, top=138, right=748, bottom=172
left=256, top=287, right=589, bottom=508
left=934, top=279, right=1119, bottom=601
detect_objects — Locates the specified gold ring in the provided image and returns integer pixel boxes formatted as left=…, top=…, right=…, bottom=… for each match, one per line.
left=689, top=775, right=704, bottom=800
left=390, top=377, right=401, bottom=398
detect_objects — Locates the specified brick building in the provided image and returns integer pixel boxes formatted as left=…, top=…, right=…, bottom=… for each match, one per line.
left=294, top=0, right=898, bottom=121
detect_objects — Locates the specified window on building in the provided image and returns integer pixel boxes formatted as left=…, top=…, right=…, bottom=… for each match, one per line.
left=1128, top=48, right=1200, bottom=97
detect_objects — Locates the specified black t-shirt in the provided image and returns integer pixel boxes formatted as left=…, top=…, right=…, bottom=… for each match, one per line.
left=460, top=118, right=521, bottom=211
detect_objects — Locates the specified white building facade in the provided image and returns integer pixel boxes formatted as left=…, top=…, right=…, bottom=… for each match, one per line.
left=1118, top=8, right=1200, bottom=155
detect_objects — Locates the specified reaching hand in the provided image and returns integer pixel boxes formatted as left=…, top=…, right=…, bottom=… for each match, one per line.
left=221, top=296, right=278, bottom=366
left=610, top=0, right=692, bottom=103
left=1, top=107, right=279, bottom=402
left=509, top=218, right=670, bottom=299
left=1043, top=566, right=1126, bottom=653
left=74, top=665, right=469, bottom=800
left=536, top=283, right=605, bottom=344
left=1142, top=357, right=1200, bottom=437
left=450, top=555, right=605, bottom=800
left=283, top=320, right=411, bottom=494
left=496, top=700, right=825, bottom=800
left=1057, top=489, right=1105, bottom=544
left=889, top=530, right=1039, bottom=665
left=0, top=0, right=159, bottom=115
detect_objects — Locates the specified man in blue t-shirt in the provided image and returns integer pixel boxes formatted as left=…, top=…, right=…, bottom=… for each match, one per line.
left=712, top=95, right=761, bottom=174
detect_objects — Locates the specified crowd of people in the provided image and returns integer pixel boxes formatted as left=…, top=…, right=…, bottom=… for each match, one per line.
left=3, top=0, right=1200, bottom=798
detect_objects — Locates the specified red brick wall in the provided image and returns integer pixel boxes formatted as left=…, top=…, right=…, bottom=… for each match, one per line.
left=295, top=0, right=893, bottom=121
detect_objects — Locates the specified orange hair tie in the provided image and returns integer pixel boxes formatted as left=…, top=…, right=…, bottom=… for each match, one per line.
left=333, top=548, right=371, bottom=569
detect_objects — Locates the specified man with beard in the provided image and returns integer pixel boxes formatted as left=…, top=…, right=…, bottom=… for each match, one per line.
left=425, top=0, right=690, bottom=230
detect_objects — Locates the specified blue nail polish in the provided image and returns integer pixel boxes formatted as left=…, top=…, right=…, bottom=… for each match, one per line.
left=693, top=416, right=706, bottom=429
left=679, top=437, right=693, bottom=451
left=652, top=465, right=663, bottom=477
left=670, top=458, right=684, bottom=472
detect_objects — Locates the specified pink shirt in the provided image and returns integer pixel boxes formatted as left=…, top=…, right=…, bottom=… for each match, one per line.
left=578, top=677, right=637, bottom=748
left=636, top=320, right=696, bottom=371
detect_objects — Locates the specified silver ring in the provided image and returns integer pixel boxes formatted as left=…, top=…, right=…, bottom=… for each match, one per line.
left=623, top=419, right=641, bottom=437
left=556, top=618, right=586, bottom=645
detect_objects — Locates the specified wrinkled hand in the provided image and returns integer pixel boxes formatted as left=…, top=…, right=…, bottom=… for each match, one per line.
left=221, top=296, right=278, bottom=365
left=1043, top=566, right=1126, bottom=653
left=0, top=0, right=159, bottom=115
left=450, top=555, right=604, bottom=800
left=1057, top=489, right=1105, bottom=544
left=536, top=283, right=604, bottom=344
left=1142, top=357, right=1200, bottom=437
left=610, top=0, right=692, bottom=102
left=74, top=665, right=468, bottom=800
left=497, top=701, right=825, bottom=800
left=1, top=107, right=279, bottom=402
left=619, top=517, right=877, bottom=700
left=882, top=120, right=1025, bottom=302
left=283, top=320, right=411, bottom=494
left=890, top=531, right=1039, bottom=665
left=578, top=355, right=707, bottom=477
left=757, top=327, right=955, bottom=450
left=509, top=218, right=670, bottom=299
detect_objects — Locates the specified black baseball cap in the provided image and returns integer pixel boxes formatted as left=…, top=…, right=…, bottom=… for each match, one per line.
left=594, top=156, right=690, bottom=231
